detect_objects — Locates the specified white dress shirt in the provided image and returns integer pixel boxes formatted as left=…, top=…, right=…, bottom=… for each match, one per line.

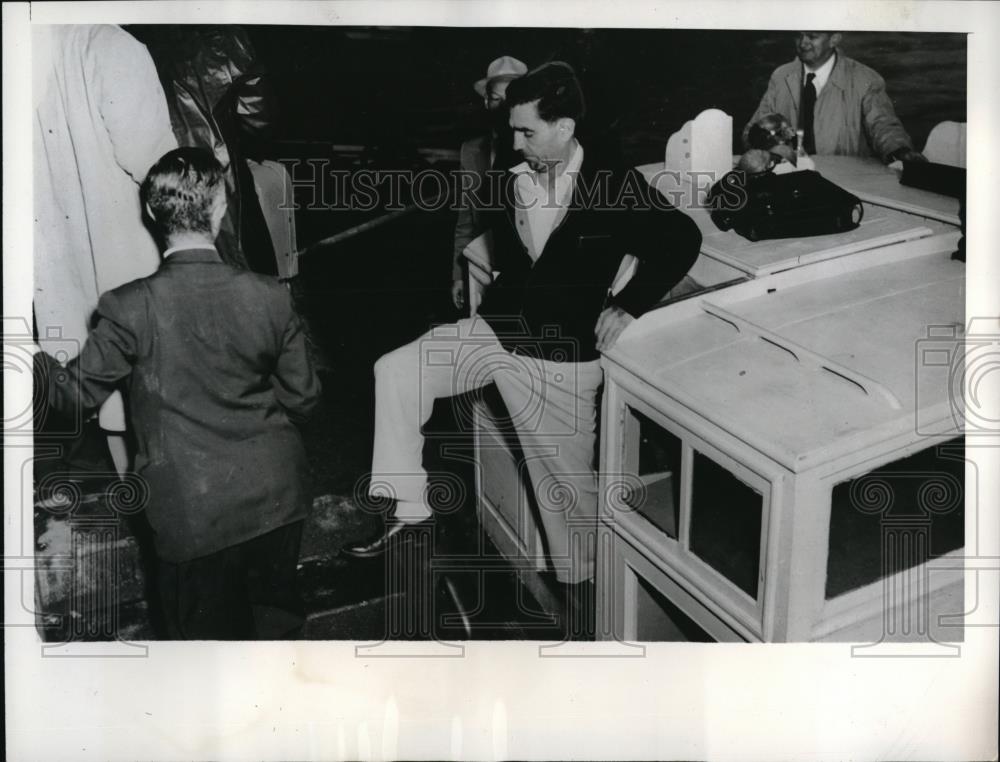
left=804, top=51, right=837, bottom=96
left=510, top=142, right=584, bottom=259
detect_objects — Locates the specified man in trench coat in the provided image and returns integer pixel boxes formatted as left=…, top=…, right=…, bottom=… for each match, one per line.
left=34, top=24, right=179, bottom=474
left=744, top=32, right=924, bottom=163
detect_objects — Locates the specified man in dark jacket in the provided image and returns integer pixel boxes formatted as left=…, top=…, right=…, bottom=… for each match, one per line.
left=35, top=148, right=321, bottom=639
left=451, top=55, right=527, bottom=311
left=345, top=63, right=701, bottom=585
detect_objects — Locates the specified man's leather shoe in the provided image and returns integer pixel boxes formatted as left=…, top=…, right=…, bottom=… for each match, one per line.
left=341, top=519, right=433, bottom=559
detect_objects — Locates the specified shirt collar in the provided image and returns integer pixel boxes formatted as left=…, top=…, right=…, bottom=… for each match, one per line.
left=162, top=244, right=220, bottom=259
left=511, top=142, right=584, bottom=214
left=564, top=141, right=584, bottom=179
left=510, top=140, right=584, bottom=181
left=803, top=50, right=837, bottom=94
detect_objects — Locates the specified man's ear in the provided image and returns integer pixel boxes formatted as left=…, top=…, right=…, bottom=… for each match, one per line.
left=557, top=117, right=576, bottom=138
left=830, top=32, right=843, bottom=48
left=144, top=202, right=156, bottom=222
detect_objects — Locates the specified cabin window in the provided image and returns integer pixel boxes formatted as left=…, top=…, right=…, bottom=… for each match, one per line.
left=633, top=573, right=713, bottom=642
left=825, top=437, right=965, bottom=599
left=622, top=407, right=682, bottom=539
left=688, top=450, right=763, bottom=598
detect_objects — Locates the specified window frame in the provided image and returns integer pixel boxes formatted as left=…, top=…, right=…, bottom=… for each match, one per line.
left=602, top=374, right=786, bottom=639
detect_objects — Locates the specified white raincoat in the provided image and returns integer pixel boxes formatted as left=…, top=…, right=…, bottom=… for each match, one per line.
left=34, top=24, right=177, bottom=430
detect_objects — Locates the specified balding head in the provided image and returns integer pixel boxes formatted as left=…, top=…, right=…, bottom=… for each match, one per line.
left=795, top=32, right=841, bottom=69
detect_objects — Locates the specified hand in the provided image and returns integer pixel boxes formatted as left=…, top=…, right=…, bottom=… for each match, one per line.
left=891, top=148, right=927, bottom=163
left=451, top=280, right=465, bottom=310
left=595, top=306, right=634, bottom=352
left=737, top=149, right=773, bottom=174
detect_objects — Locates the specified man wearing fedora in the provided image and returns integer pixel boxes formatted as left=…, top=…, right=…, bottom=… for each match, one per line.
left=345, top=62, right=700, bottom=592
left=450, top=55, right=527, bottom=311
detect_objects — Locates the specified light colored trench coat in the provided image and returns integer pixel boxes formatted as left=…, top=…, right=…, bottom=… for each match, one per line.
left=34, top=24, right=177, bottom=429
left=744, top=53, right=915, bottom=162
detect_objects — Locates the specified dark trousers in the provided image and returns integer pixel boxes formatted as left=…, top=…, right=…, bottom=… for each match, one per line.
left=157, top=521, right=305, bottom=640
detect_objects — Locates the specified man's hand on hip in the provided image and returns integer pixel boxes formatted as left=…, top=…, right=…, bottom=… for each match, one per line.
left=595, top=306, right=634, bottom=353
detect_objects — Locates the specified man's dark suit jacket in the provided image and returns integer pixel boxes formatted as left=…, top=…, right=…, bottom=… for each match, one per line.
left=452, top=134, right=492, bottom=282
left=479, top=150, right=703, bottom=363
left=39, top=247, right=321, bottom=562
left=453, top=131, right=520, bottom=283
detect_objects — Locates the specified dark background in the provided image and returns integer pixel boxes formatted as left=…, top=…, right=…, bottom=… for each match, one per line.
left=124, top=26, right=968, bottom=499
left=243, top=27, right=966, bottom=163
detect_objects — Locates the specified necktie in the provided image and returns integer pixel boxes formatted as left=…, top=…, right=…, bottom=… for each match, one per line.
left=801, top=72, right=817, bottom=154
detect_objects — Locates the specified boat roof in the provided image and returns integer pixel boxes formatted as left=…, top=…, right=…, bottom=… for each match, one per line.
left=609, top=234, right=965, bottom=473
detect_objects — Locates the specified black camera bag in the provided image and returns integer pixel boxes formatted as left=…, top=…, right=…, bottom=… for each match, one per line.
left=708, top=169, right=864, bottom=242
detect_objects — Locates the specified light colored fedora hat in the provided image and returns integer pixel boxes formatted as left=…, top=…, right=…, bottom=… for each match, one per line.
left=473, top=55, right=528, bottom=97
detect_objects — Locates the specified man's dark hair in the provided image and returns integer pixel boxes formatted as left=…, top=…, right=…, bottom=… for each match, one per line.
left=504, top=61, right=586, bottom=123
left=141, top=147, right=225, bottom=237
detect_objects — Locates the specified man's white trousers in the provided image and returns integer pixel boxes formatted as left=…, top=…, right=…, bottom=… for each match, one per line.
left=370, top=317, right=603, bottom=583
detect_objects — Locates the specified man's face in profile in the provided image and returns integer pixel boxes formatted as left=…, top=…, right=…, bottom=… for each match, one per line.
left=509, top=100, right=571, bottom=173
left=485, top=79, right=511, bottom=112
left=796, top=32, right=840, bottom=68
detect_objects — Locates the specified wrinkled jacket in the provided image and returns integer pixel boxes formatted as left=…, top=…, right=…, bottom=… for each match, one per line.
left=744, top=54, right=915, bottom=162
left=142, top=27, right=275, bottom=272
left=39, top=248, right=321, bottom=561
left=452, top=134, right=492, bottom=281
